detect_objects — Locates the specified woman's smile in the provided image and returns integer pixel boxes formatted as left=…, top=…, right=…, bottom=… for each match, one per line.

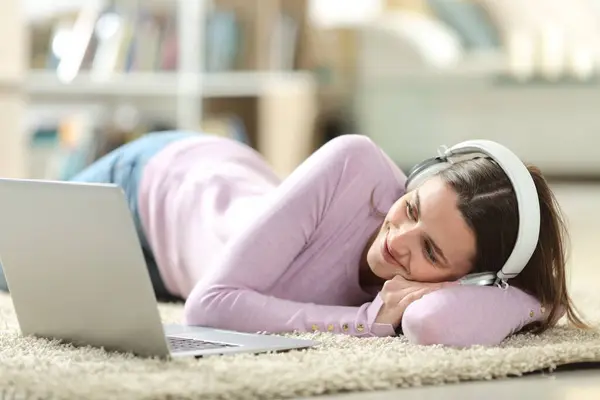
left=381, top=230, right=409, bottom=274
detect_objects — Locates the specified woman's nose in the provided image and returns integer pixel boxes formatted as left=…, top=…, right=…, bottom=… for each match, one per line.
left=387, top=224, right=415, bottom=259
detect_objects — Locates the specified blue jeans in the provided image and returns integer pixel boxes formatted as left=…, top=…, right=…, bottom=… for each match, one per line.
left=0, top=131, right=198, bottom=300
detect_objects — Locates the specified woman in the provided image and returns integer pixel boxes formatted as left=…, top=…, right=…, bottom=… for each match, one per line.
left=4, top=131, right=588, bottom=347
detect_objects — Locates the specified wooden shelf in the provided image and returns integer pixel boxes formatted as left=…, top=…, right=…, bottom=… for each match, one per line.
left=26, top=70, right=316, bottom=98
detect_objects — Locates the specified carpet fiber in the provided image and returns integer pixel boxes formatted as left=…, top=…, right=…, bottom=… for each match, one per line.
left=1, top=285, right=599, bottom=400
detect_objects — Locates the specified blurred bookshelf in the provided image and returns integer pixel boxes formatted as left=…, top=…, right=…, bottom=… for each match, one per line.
left=23, top=0, right=319, bottom=180
left=15, top=0, right=600, bottom=181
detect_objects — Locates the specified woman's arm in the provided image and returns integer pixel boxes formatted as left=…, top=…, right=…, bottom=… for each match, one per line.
left=184, top=135, right=402, bottom=337
left=401, top=285, right=552, bottom=346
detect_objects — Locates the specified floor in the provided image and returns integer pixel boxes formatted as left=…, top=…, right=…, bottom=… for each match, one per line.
left=310, top=183, right=600, bottom=399
left=320, top=369, right=600, bottom=400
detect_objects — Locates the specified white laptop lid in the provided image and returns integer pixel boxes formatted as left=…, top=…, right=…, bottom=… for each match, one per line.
left=0, top=178, right=170, bottom=358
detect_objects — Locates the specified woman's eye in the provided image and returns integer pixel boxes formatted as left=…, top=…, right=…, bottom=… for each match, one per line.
left=406, top=202, right=416, bottom=220
left=425, top=242, right=437, bottom=264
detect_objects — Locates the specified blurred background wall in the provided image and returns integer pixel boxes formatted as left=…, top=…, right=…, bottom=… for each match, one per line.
left=0, top=0, right=599, bottom=180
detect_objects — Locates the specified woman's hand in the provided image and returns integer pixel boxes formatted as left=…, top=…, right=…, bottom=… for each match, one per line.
left=375, top=275, right=456, bottom=328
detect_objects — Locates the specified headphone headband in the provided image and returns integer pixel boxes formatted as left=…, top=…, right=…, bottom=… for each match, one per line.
left=406, top=140, right=540, bottom=284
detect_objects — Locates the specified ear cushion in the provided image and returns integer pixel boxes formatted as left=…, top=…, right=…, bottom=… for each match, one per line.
left=458, top=272, right=497, bottom=286
left=405, top=157, right=451, bottom=192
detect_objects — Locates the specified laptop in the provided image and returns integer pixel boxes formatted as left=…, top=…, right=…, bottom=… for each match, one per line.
left=0, top=178, right=318, bottom=358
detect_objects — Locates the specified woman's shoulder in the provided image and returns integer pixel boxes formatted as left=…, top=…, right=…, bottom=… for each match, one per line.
left=320, top=134, right=379, bottom=155
left=316, top=135, right=388, bottom=172
left=319, top=134, right=407, bottom=188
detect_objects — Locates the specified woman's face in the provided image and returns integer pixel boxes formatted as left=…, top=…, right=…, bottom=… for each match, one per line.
left=366, top=176, right=476, bottom=283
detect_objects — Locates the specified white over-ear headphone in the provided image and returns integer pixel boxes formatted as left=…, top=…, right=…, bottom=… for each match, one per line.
left=404, top=140, right=540, bottom=288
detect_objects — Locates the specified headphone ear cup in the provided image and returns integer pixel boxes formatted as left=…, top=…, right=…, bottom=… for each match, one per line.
left=405, top=158, right=451, bottom=192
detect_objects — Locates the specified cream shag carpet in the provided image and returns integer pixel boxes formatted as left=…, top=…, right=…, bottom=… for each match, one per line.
left=1, top=285, right=599, bottom=400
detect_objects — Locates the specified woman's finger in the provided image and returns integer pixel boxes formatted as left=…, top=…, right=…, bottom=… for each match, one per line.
left=397, top=287, right=434, bottom=308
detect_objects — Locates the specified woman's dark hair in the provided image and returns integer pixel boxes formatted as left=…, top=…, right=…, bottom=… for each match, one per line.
left=437, top=157, right=589, bottom=333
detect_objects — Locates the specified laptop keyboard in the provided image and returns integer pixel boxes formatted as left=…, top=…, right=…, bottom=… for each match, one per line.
left=167, top=336, right=239, bottom=353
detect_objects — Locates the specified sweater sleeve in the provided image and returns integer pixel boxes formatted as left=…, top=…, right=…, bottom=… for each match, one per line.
left=183, top=135, right=396, bottom=337
left=401, top=285, right=551, bottom=347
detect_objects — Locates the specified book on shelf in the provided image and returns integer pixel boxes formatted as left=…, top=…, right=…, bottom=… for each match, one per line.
left=205, top=10, right=241, bottom=72
left=29, top=1, right=304, bottom=79
left=269, top=12, right=299, bottom=71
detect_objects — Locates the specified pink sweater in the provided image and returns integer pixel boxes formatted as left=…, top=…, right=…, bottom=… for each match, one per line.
left=138, top=134, right=548, bottom=347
